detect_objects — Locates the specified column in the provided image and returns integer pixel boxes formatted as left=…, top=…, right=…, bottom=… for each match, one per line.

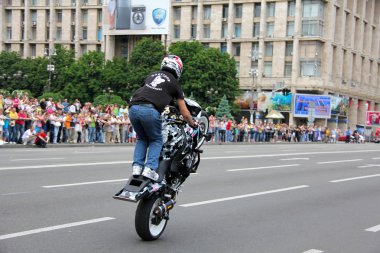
left=348, top=98, right=358, bottom=129
left=196, top=0, right=203, bottom=41
left=357, top=99, right=366, bottom=126
left=75, top=0, right=81, bottom=57
left=0, top=1, right=4, bottom=52
left=24, top=0, right=30, bottom=57
left=49, top=0, right=54, bottom=50
left=226, top=0, right=233, bottom=54
left=375, top=103, right=380, bottom=112
left=104, top=35, right=115, bottom=60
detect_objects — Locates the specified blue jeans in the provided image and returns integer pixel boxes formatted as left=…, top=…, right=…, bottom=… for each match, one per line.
left=97, top=129, right=104, bottom=143
left=53, top=126, right=59, bottom=144
left=129, top=105, right=163, bottom=171
left=9, top=126, right=17, bottom=142
left=16, top=124, right=25, bottom=143
left=3, top=127, right=9, bottom=141
left=88, top=127, right=95, bottom=143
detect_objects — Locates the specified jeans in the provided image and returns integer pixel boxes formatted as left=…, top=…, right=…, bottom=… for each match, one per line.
left=129, top=104, right=163, bottom=171
left=97, top=129, right=104, bottom=143
left=3, top=127, right=9, bottom=142
left=16, top=124, right=25, bottom=143
left=9, top=126, right=17, bottom=142
left=53, top=126, right=59, bottom=144
left=88, top=127, right=95, bottom=143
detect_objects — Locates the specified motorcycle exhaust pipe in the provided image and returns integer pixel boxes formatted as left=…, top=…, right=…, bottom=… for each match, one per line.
left=153, top=199, right=176, bottom=217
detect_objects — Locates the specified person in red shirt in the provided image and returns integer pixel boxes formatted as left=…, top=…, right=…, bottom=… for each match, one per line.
left=16, top=109, right=27, bottom=144
left=35, top=129, right=49, bottom=148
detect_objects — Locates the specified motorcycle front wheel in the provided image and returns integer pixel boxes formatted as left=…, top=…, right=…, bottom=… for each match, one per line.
left=135, top=195, right=168, bottom=241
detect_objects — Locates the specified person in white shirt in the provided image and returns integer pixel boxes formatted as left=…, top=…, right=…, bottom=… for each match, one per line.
left=22, top=125, right=36, bottom=145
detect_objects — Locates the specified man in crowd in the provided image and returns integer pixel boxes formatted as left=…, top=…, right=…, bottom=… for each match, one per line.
left=22, top=125, right=36, bottom=145
left=35, top=129, right=49, bottom=148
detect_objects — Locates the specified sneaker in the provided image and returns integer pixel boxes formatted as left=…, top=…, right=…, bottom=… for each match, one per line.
left=132, top=165, right=143, bottom=176
left=142, top=167, right=159, bottom=181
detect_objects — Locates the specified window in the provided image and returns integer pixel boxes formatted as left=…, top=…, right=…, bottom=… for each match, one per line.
left=81, top=45, right=87, bottom=55
left=285, top=42, right=293, bottom=56
left=82, top=10, right=88, bottom=23
left=253, top=22, right=260, bottom=37
left=31, top=27, right=37, bottom=40
left=302, top=20, right=323, bottom=36
left=288, top=1, right=295, bottom=16
left=202, top=43, right=209, bottom=48
left=221, top=23, right=228, bottom=38
left=300, top=60, right=321, bottom=76
left=97, top=27, right=102, bottom=41
left=192, top=6, right=197, bottom=20
left=98, top=10, right=102, bottom=23
left=222, top=5, right=228, bottom=19
left=191, top=24, right=197, bottom=38
left=233, top=43, right=241, bottom=56
left=252, top=42, right=259, bottom=60
left=266, top=22, right=274, bottom=37
left=303, top=0, right=324, bottom=18
left=174, top=7, right=181, bottom=20
left=5, top=10, right=12, bottom=23
left=236, top=61, right=240, bottom=77
left=83, top=0, right=88, bottom=5
left=235, top=4, right=242, bottom=18
left=221, top=42, right=227, bottom=53
left=6, top=27, right=12, bottom=40
left=267, top=2, right=276, bottom=17
left=56, top=27, right=62, bottom=40
left=174, top=25, right=180, bottom=38
left=265, top=42, right=273, bottom=57
left=30, top=44, right=36, bottom=57
left=203, top=24, right=210, bottom=38
left=56, top=10, right=62, bottom=23
left=234, top=23, right=241, bottom=38
left=31, top=11, right=37, bottom=22
left=31, top=0, right=37, bottom=6
left=82, top=27, right=87, bottom=40
left=287, top=21, right=294, bottom=36
left=284, top=62, right=292, bottom=76
left=264, top=62, right=272, bottom=77
left=254, top=3, right=261, bottom=17
left=203, top=5, right=211, bottom=20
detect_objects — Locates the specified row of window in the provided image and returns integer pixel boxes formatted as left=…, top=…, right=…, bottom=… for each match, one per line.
left=5, top=0, right=97, bottom=6
left=5, top=26, right=102, bottom=41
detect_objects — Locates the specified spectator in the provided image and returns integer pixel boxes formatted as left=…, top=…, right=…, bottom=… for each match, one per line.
left=35, top=129, right=49, bottom=148
left=8, top=107, right=18, bottom=144
left=22, top=125, right=36, bottom=145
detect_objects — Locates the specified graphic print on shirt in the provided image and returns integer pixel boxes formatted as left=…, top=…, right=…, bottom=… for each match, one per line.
left=147, top=76, right=165, bottom=91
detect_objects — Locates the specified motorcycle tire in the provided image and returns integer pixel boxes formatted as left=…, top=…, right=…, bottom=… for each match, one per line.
left=195, top=110, right=210, bottom=150
left=135, top=196, right=168, bottom=241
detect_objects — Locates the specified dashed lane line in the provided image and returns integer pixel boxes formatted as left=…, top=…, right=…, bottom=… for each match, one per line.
left=302, top=250, right=324, bottom=253
left=317, top=159, right=363, bottom=164
left=227, top=164, right=300, bottom=172
left=358, top=164, right=380, bottom=168
left=180, top=185, right=310, bottom=207
left=42, top=178, right=129, bottom=188
left=329, top=173, right=380, bottom=183
left=365, top=224, right=380, bottom=232
left=280, top=158, right=309, bottom=161
left=0, top=161, right=133, bottom=171
left=10, top=158, right=64, bottom=162
left=0, top=217, right=116, bottom=240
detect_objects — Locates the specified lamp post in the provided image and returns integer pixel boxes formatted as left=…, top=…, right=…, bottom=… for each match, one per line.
left=102, top=87, right=114, bottom=103
left=44, top=48, right=56, bottom=92
left=248, top=45, right=260, bottom=124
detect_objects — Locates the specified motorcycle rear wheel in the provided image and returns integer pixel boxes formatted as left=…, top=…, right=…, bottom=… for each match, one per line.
left=195, top=110, right=210, bottom=149
left=135, top=196, right=168, bottom=241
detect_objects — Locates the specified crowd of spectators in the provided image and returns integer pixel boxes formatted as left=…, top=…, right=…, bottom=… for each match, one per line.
left=208, top=115, right=342, bottom=144
left=0, top=92, right=136, bottom=146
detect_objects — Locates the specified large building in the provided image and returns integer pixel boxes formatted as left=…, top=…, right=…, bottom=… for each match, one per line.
left=1, top=0, right=380, bottom=129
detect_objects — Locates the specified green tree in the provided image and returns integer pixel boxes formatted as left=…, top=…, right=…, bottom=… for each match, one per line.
left=49, top=46, right=76, bottom=92
left=126, top=37, right=166, bottom=93
left=216, top=95, right=233, bottom=119
left=101, top=57, right=130, bottom=100
left=93, top=94, right=124, bottom=106
left=38, top=92, right=64, bottom=101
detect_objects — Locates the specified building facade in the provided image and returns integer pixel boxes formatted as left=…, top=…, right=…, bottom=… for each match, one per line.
left=1, top=0, right=380, bottom=129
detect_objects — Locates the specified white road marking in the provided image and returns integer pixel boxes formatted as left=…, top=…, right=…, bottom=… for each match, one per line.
left=372, top=157, right=380, bottom=160
left=227, top=164, right=300, bottom=172
left=202, top=149, right=380, bottom=160
left=224, top=151, right=246, bottom=153
left=74, top=151, right=112, bottom=154
left=303, top=250, right=324, bottom=253
left=365, top=224, right=380, bottom=232
left=317, top=159, right=362, bottom=164
left=280, top=158, right=309, bottom=161
left=180, top=185, right=309, bottom=207
left=358, top=164, right=380, bottom=168
left=10, top=158, right=64, bottom=162
left=0, top=161, right=132, bottom=171
left=329, top=173, right=380, bottom=183
left=42, top=178, right=129, bottom=188
left=0, top=217, right=116, bottom=240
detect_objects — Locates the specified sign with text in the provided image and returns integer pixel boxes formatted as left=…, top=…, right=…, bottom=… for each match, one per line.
left=366, top=111, right=380, bottom=126
left=293, top=94, right=331, bottom=118
left=103, top=0, right=169, bottom=35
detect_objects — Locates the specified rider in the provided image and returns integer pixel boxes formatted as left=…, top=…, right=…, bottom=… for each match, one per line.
left=128, top=55, right=196, bottom=181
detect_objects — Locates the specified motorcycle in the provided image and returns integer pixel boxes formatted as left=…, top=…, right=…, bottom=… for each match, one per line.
left=113, top=98, right=210, bottom=240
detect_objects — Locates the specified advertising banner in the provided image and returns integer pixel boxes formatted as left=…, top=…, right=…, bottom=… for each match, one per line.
left=103, top=0, right=170, bottom=35
left=330, top=96, right=348, bottom=116
left=293, top=94, right=331, bottom=118
left=257, top=92, right=292, bottom=112
left=366, top=111, right=380, bottom=126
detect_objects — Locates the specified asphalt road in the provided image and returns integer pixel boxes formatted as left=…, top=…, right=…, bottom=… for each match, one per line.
left=1, top=143, right=380, bottom=253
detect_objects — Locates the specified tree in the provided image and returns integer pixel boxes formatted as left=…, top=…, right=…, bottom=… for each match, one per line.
left=126, top=37, right=166, bottom=93
left=101, top=57, right=130, bottom=100
left=93, top=94, right=124, bottom=106
left=216, top=95, right=233, bottom=119
left=49, top=46, right=76, bottom=92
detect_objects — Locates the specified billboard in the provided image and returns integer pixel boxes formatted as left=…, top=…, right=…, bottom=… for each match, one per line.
left=293, top=94, right=331, bottom=118
left=257, top=92, right=292, bottom=112
left=366, top=111, right=380, bottom=126
left=103, top=0, right=170, bottom=35
left=330, top=96, right=348, bottom=116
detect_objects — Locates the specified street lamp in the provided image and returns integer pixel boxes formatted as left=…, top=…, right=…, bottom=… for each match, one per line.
left=44, top=48, right=57, bottom=92
left=102, top=87, right=114, bottom=103
left=248, top=45, right=260, bottom=124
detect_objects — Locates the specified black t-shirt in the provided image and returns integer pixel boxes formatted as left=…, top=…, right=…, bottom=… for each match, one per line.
left=129, top=71, right=184, bottom=113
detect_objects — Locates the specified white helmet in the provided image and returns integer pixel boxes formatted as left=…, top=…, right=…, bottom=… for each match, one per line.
left=160, top=55, right=183, bottom=80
